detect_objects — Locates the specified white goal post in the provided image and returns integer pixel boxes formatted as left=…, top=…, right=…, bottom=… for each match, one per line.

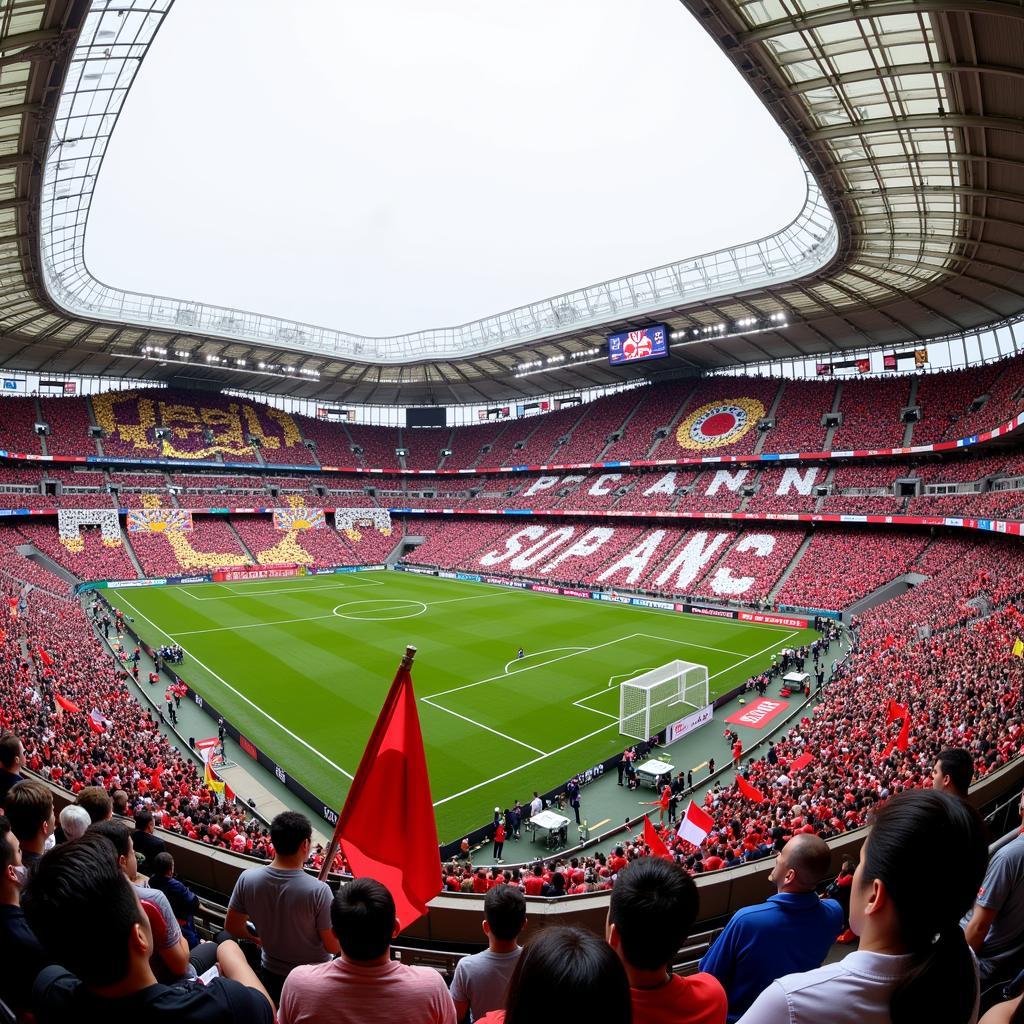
left=619, top=660, right=710, bottom=741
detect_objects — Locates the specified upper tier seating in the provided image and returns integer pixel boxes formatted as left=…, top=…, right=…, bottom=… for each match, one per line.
left=831, top=376, right=912, bottom=451
left=91, top=388, right=317, bottom=464
left=0, top=397, right=43, bottom=454
left=765, top=379, right=833, bottom=452
left=39, top=396, right=97, bottom=456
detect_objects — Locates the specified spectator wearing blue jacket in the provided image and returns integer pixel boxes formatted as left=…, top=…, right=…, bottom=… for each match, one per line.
left=700, top=833, right=843, bottom=1021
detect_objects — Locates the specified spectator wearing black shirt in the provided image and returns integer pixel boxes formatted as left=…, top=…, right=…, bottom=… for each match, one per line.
left=133, top=810, right=166, bottom=869
left=0, top=733, right=26, bottom=809
left=0, top=815, right=49, bottom=1015
left=24, top=834, right=274, bottom=1024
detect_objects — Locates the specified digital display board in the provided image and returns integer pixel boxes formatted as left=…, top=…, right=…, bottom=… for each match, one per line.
left=608, top=325, right=669, bottom=365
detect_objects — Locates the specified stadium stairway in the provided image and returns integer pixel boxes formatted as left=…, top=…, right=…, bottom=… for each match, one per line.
left=225, top=519, right=258, bottom=562
left=767, top=533, right=815, bottom=603
left=845, top=571, right=930, bottom=618
left=752, top=383, right=785, bottom=456
left=902, top=376, right=921, bottom=447
left=822, top=382, right=843, bottom=451
left=120, top=533, right=146, bottom=578
left=19, top=543, right=80, bottom=587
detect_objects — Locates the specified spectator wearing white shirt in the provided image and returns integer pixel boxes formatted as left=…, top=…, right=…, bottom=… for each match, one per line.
left=529, top=793, right=543, bottom=819
left=738, top=789, right=988, bottom=1024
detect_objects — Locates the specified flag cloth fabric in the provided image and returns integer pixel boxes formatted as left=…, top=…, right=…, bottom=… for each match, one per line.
left=55, top=695, right=80, bottom=714
left=736, top=775, right=765, bottom=803
left=1013, top=638, right=1024, bottom=658
left=643, top=815, right=673, bottom=861
left=790, top=751, right=815, bottom=772
left=317, top=646, right=440, bottom=930
left=204, top=759, right=225, bottom=795
left=37, top=649, right=53, bottom=667
left=677, top=801, right=715, bottom=847
left=886, top=699, right=908, bottom=724
left=88, top=708, right=112, bottom=733
left=224, top=781, right=236, bottom=803
left=895, top=713, right=912, bottom=752
left=149, top=763, right=164, bottom=789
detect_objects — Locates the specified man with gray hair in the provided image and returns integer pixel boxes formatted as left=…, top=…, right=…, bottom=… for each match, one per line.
left=699, top=833, right=843, bottom=1021
left=58, top=804, right=91, bottom=842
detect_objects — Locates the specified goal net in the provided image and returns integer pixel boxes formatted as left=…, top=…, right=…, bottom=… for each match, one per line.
left=619, top=660, right=709, bottom=741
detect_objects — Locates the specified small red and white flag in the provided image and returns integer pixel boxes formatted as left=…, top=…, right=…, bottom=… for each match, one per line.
left=88, top=708, right=113, bottom=734
left=677, top=801, right=715, bottom=847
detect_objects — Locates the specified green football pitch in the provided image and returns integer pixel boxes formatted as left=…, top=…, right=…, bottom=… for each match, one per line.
left=106, top=572, right=816, bottom=839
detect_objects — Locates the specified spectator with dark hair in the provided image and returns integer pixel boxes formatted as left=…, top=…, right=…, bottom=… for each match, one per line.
left=964, top=788, right=1024, bottom=988
left=226, top=811, right=339, bottom=1001
left=23, top=833, right=274, bottom=1023
left=738, top=789, right=989, bottom=1024
left=133, top=808, right=166, bottom=868
left=476, top=925, right=631, bottom=1024
left=0, top=815, right=49, bottom=1015
left=700, top=833, right=843, bottom=1021
left=88, top=819, right=203, bottom=982
left=452, top=885, right=527, bottom=1022
left=75, top=784, right=113, bottom=824
left=0, top=733, right=26, bottom=807
left=278, top=877, right=455, bottom=1024
left=147, top=851, right=202, bottom=949
left=932, top=748, right=974, bottom=798
left=4, top=780, right=54, bottom=878
left=609, top=857, right=727, bottom=1023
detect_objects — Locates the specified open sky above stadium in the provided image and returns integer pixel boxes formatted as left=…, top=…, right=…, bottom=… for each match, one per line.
left=84, top=0, right=806, bottom=337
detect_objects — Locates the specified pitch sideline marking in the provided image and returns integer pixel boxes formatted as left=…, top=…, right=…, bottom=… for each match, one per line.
left=112, top=594, right=356, bottom=781
left=420, top=698, right=548, bottom=757
left=432, top=630, right=800, bottom=807
left=180, top=577, right=387, bottom=601
left=169, top=589, right=515, bottom=636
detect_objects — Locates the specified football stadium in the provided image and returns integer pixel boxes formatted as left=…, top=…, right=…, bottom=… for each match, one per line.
left=0, top=0, right=1023, bottom=1021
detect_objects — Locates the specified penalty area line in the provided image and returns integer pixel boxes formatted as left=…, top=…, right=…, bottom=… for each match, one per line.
left=432, top=629, right=799, bottom=807
left=113, top=595, right=355, bottom=781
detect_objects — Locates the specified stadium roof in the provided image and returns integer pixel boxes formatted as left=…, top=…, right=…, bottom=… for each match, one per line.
left=0, top=0, right=1021, bottom=405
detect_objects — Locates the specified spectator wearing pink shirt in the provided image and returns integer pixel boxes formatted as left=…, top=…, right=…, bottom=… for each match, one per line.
left=278, top=878, right=455, bottom=1024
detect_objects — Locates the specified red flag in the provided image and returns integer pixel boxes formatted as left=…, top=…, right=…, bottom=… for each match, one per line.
left=317, top=646, right=439, bottom=930
left=88, top=708, right=112, bottom=734
left=895, top=713, right=911, bottom=752
left=886, top=699, right=907, bottom=724
left=149, top=763, right=164, bottom=789
left=790, top=751, right=815, bottom=772
left=55, top=694, right=81, bottom=714
left=736, top=775, right=765, bottom=803
left=224, top=782, right=236, bottom=802
left=38, top=649, right=53, bottom=667
left=643, top=815, right=673, bottom=861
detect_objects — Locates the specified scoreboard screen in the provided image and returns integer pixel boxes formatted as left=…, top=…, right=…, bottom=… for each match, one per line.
left=608, top=325, right=669, bottom=365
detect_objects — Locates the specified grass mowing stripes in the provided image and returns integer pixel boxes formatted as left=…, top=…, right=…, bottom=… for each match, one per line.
left=108, top=572, right=816, bottom=838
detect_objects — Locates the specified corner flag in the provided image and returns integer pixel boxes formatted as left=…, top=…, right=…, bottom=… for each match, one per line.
left=318, top=645, right=440, bottom=930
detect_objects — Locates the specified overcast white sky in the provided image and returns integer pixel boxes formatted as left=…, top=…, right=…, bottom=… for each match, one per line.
left=85, top=0, right=805, bottom=337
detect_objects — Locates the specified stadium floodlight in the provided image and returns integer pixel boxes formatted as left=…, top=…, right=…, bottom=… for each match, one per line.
left=618, top=660, right=709, bottom=742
